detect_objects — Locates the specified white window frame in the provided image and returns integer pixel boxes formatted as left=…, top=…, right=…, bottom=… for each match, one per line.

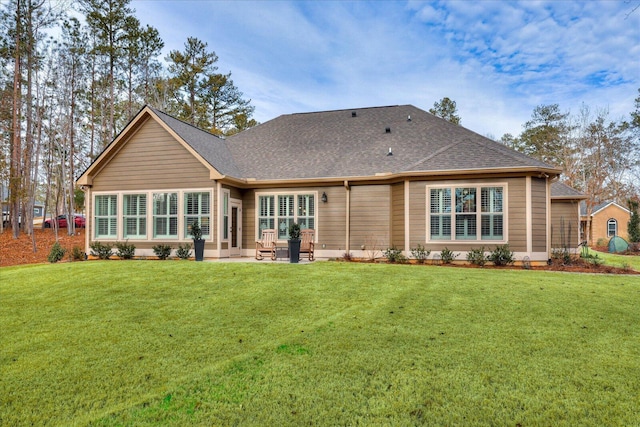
left=123, top=193, right=147, bottom=239
left=92, top=189, right=213, bottom=242
left=184, top=191, right=211, bottom=239
left=426, top=183, right=508, bottom=243
left=94, top=194, right=118, bottom=239
left=255, top=191, right=318, bottom=241
left=607, top=218, right=617, bottom=237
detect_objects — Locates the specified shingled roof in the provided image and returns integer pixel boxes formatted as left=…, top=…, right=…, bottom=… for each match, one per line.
left=225, top=104, right=560, bottom=181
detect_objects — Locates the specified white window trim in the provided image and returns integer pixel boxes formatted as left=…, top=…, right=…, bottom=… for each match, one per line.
left=607, top=218, right=617, bottom=237
left=92, top=189, right=213, bottom=242
left=425, top=182, right=509, bottom=244
left=255, top=190, right=319, bottom=242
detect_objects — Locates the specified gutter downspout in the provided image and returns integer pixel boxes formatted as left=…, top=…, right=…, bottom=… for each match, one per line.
left=217, top=181, right=222, bottom=257
left=404, top=180, right=410, bottom=255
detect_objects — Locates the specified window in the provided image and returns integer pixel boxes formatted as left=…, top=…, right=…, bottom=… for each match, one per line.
left=297, top=195, right=315, bottom=230
left=430, top=188, right=451, bottom=240
left=184, top=192, right=210, bottom=238
left=278, top=195, right=294, bottom=239
left=258, top=193, right=316, bottom=239
left=481, top=187, right=503, bottom=240
left=258, top=195, right=275, bottom=235
left=153, top=192, right=178, bottom=238
left=95, top=195, right=117, bottom=238
left=123, top=194, right=147, bottom=239
left=607, top=218, right=617, bottom=237
left=222, top=192, right=229, bottom=240
left=428, top=185, right=505, bottom=242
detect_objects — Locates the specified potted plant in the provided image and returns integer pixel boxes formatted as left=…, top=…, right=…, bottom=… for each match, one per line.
left=288, top=222, right=301, bottom=263
left=190, top=220, right=205, bottom=261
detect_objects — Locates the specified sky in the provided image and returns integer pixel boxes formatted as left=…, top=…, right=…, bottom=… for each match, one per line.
left=130, top=0, right=640, bottom=139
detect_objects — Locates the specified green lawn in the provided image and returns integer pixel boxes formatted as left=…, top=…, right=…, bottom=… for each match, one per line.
left=1, top=261, right=639, bottom=426
left=588, top=249, right=640, bottom=271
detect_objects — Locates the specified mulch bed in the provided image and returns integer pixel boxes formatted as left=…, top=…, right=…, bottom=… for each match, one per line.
left=1, top=228, right=638, bottom=274
left=1, top=228, right=85, bottom=267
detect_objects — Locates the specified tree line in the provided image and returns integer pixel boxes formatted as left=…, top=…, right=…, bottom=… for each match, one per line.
left=0, top=0, right=257, bottom=239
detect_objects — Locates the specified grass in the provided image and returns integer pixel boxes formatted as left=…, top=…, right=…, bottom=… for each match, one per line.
left=588, top=248, right=640, bottom=271
left=1, top=261, right=639, bottom=426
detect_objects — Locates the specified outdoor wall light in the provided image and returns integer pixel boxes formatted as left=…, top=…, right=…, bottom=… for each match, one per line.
left=321, top=192, right=328, bottom=203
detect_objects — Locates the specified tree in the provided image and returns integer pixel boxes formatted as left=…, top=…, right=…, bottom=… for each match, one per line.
left=518, top=104, right=572, bottom=168
left=81, top=0, right=133, bottom=144
left=429, top=97, right=460, bottom=125
left=167, top=37, right=218, bottom=126
left=628, top=199, right=640, bottom=243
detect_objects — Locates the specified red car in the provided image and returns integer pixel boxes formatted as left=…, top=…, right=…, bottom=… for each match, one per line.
left=44, top=214, right=86, bottom=228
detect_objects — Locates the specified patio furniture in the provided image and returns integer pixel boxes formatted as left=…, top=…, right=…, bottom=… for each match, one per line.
left=256, top=229, right=277, bottom=260
left=300, top=229, right=315, bottom=261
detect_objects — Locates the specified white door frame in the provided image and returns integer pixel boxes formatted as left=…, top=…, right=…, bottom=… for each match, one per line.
left=230, top=199, right=242, bottom=257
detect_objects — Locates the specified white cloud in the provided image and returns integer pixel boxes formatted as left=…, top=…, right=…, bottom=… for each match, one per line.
left=131, top=0, right=639, bottom=138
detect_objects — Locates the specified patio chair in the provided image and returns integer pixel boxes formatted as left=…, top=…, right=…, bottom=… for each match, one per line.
left=300, top=229, right=315, bottom=261
left=256, top=229, right=277, bottom=260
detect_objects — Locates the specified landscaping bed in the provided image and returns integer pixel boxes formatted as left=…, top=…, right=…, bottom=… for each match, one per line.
left=0, top=228, right=85, bottom=267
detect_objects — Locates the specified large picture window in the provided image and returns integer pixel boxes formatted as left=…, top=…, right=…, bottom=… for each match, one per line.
left=123, top=194, right=147, bottom=239
left=184, top=192, right=210, bottom=238
left=95, top=195, right=117, bottom=238
left=153, top=192, right=178, bottom=238
left=428, top=185, right=505, bottom=242
left=258, top=193, right=316, bottom=239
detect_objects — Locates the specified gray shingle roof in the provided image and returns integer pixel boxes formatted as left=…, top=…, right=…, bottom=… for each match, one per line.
left=551, top=181, right=585, bottom=199
left=225, top=105, right=557, bottom=180
left=149, top=107, right=243, bottom=178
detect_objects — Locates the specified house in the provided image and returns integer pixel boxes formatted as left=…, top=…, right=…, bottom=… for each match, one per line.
left=77, top=104, right=585, bottom=264
left=580, top=201, right=631, bottom=246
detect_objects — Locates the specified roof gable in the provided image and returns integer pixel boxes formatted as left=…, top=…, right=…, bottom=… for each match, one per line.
left=78, top=106, right=240, bottom=186
left=580, top=200, right=631, bottom=217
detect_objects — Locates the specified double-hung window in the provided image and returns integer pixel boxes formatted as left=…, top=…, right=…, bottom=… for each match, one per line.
left=153, top=192, right=178, bottom=238
left=184, top=192, right=210, bottom=239
left=95, top=195, right=117, bottom=239
left=297, top=195, right=315, bottom=230
left=258, top=195, right=275, bottom=235
left=607, top=219, right=617, bottom=237
left=481, top=187, right=503, bottom=240
left=123, top=194, right=147, bottom=239
left=428, top=185, right=505, bottom=241
left=430, top=188, right=451, bottom=240
left=258, top=193, right=316, bottom=239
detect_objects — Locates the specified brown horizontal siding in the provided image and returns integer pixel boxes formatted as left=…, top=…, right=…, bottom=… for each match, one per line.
left=350, top=185, right=390, bottom=250
left=92, top=119, right=212, bottom=191
left=408, top=181, right=427, bottom=249
left=506, top=178, right=526, bottom=251
left=551, top=200, right=579, bottom=248
left=391, top=182, right=405, bottom=248
left=531, top=178, right=547, bottom=252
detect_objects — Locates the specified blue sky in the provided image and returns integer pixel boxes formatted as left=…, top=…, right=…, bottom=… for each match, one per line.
left=131, top=0, right=640, bottom=138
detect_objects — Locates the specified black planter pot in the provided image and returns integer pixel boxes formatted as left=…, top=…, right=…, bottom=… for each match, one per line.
left=193, top=239, right=205, bottom=261
left=288, top=239, right=301, bottom=263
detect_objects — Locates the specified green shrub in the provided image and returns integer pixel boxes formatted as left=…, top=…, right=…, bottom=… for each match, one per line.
left=47, top=242, right=67, bottom=263
left=410, top=244, right=431, bottom=264
left=551, top=247, right=571, bottom=265
left=440, top=247, right=458, bottom=264
left=488, top=244, right=515, bottom=266
left=152, top=244, right=172, bottom=260
left=71, top=246, right=85, bottom=261
left=466, top=247, right=487, bottom=266
left=596, top=237, right=607, bottom=247
left=90, top=242, right=113, bottom=260
left=176, top=243, right=192, bottom=260
left=115, top=241, right=136, bottom=260
left=383, top=246, right=407, bottom=263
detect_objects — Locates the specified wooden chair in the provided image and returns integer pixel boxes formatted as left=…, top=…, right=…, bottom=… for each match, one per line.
left=255, top=229, right=277, bottom=260
left=300, top=229, right=315, bottom=261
